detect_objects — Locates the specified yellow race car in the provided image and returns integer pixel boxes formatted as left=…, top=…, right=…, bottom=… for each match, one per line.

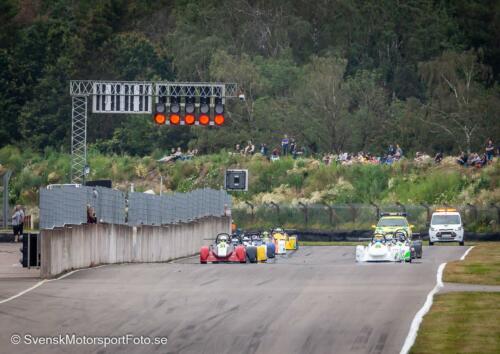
left=272, top=228, right=299, bottom=253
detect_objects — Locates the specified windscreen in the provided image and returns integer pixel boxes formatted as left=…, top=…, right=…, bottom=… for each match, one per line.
left=431, top=214, right=461, bottom=225
left=377, top=218, right=408, bottom=227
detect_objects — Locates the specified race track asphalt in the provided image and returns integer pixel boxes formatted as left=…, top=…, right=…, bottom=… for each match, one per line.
left=0, top=246, right=467, bottom=354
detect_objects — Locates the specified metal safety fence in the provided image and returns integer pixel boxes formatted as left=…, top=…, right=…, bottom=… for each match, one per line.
left=232, top=203, right=500, bottom=232
left=39, top=186, right=231, bottom=229
left=40, top=186, right=126, bottom=229
left=0, top=170, right=12, bottom=228
left=127, top=188, right=231, bottom=226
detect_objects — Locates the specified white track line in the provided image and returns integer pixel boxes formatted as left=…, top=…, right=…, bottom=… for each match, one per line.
left=460, top=246, right=475, bottom=260
left=0, top=265, right=108, bottom=305
left=400, top=246, right=474, bottom=354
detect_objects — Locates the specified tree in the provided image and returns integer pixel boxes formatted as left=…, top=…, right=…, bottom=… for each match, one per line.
left=418, top=50, right=497, bottom=152
left=295, top=56, right=349, bottom=153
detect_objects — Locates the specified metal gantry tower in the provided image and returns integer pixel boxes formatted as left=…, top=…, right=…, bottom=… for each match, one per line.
left=69, top=80, right=237, bottom=183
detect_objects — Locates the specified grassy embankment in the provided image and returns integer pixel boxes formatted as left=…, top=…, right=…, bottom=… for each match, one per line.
left=411, top=243, right=500, bottom=354
left=0, top=145, right=498, bottom=232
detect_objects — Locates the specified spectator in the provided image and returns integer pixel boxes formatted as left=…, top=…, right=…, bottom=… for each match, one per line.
left=290, top=138, right=297, bottom=158
left=11, top=206, right=22, bottom=242
left=244, top=140, right=255, bottom=155
left=388, top=144, right=396, bottom=156
left=485, top=139, right=495, bottom=163
left=235, top=144, right=241, bottom=154
left=281, top=134, right=289, bottom=156
left=271, top=148, right=280, bottom=161
left=434, top=152, right=443, bottom=164
left=395, top=144, right=403, bottom=159
left=260, top=143, right=268, bottom=156
left=87, top=205, right=97, bottom=224
left=18, top=205, right=25, bottom=236
left=457, top=151, right=467, bottom=166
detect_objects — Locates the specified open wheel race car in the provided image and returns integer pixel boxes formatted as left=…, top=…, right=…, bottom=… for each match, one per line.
left=387, top=229, right=414, bottom=262
left=200, top=233, right=246, bottom=264
left=356, top=233, right=401, bottom=262
left=248, top=233, right=276, bottom=261
left=271, top=228, right=299, bottom=254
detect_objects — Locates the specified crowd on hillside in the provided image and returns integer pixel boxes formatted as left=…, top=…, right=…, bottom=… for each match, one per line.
left=233, top=135, right=497, bottom=168
left=160, top=134, right=497, bottom=168
left=157, top=147, right=199, bottom=163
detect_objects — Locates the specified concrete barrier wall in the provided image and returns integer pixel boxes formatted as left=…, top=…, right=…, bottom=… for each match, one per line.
left=40, top=216, right=230, bottom=278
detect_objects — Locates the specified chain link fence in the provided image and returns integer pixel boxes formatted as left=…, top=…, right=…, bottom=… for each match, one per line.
left=233, top=203, right=500, bottom=232
left=40, top=186, right=231, bottom=230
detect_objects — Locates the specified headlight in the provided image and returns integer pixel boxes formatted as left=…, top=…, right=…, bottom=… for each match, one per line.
left=430, top=227, right=435, bottom=231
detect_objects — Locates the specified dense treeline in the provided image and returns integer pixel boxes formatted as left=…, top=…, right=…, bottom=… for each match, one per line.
left=0, top=0, right=499, bottom=156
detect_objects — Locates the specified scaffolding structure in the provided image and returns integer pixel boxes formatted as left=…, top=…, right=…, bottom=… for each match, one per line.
left=69, top=80, right=237, bottom=183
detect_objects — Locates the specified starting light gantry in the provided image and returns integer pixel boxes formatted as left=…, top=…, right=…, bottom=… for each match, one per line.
left=70, top=80, right=238, bottom=183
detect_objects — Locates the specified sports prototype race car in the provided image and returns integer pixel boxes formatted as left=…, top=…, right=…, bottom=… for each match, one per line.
left=356, top=231, right=417, bottom=262
left=272, top=228, right=299, bottom=254
left=241, top=234, right=259, bottom=263
left=385, top=230, right=415, bottom=262
left=249, top=233, right=276, bottom=260
left=356, top=233, right=401, bottom=262
left=200, top=233, right=246, bottom=264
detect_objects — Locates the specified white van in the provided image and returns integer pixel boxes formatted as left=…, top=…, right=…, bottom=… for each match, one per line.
left=429, top=209, right=464, bottom=246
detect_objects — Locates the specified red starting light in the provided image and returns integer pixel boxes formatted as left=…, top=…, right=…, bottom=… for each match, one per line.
left=170, top=114, right=180, bottom=125
left=153, top=113, right=166, bottom=125
left=198, top=114, right=210, bottom=125
left=184, top=114, right=195, bottom=125
left=214, top=114, right=225, bottom=126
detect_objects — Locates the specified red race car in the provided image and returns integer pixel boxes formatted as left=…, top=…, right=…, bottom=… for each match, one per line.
left=200, top=233, right=246, bottom=264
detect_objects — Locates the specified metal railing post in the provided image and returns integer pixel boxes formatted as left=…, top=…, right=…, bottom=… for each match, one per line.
left=298, top=202, right=308, bottom=225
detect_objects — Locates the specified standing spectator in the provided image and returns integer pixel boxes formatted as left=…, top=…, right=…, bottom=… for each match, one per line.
left=235, top=144, right=241, bottom=154
left=281, top=134, right=289, bottom=156
left=260, top=143, right=268, bottom=157
left=289, top=138, right=297, bottom=158
left=18, top=205, right=25, bottom=236
left=485, top=139, right=495, bottom=163
left=11, top=206, right=22, bottom=242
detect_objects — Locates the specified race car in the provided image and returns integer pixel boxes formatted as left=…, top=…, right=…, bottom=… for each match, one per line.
left=249, top=233, right=276, bottom=260
left=272, top=228, right=299, bottom=253
left=373, top=212, right=422, bottom=259
left=241, top=234, right=259, bottom=263
left=356, top=233, right=401, bottom=262
left=388, top=229, right=414, bottom=262
left=200, top=233, right=246, bottom=264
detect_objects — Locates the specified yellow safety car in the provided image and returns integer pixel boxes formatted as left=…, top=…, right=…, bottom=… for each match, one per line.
left=372, top=212, right=413, bottom=238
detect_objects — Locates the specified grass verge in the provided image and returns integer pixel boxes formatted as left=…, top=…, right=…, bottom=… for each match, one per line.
left=444, top=243, right=500, bottom=285
left=411, top=292, right=500, bottom=354
left=300, top=240, right=477, bottom=247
